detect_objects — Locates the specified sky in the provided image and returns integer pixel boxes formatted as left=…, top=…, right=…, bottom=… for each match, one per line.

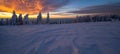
left=0, top=0, right=120, bottom=18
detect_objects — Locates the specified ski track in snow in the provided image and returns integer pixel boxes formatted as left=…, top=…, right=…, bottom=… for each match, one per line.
left=0, top=22, right=120, bottom=54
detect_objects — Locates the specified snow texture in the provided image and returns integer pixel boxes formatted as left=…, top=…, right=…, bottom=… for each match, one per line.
left=0, top=22, right=120, bottom=54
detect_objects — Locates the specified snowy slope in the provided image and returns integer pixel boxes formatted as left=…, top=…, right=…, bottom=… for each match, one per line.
left=0, top=22, right=120, bottom=54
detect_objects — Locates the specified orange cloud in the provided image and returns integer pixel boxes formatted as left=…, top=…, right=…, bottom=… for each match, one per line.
left=0, top=0, right=69, bottom=15
left=0, top=0, right=44, bottom=14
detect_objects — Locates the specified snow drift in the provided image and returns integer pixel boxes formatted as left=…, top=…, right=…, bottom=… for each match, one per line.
left=0, top=22, right=120, bottom=54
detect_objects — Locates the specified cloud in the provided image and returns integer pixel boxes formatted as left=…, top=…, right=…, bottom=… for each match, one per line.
left=41, top=0, right=69, bottom=12
left=0, top=0, right=69, bottom=14
left=68, top=3, right=120, bottom=14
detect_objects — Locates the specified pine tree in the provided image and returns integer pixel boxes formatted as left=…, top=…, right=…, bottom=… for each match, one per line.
left=37, top=12, right=42, bottom=24
left=46, top=12, right=50, bottom=23
left=18, top=14, right=23, bottom=25
left=24, top=14, right=29, bottom=24
left=11, top=10, right=17, bottom=25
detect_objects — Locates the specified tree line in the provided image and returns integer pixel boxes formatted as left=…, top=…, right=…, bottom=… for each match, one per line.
left=0, top=11, right=120, bottom=25
left=75, top=15, right=120, bottom=23
left=0, top=11, right=50, bottom=25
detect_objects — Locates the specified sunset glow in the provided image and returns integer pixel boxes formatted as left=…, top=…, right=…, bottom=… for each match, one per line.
left=0, top=0, right=44, bottom=14
left=0, top=0, right=120, bottom=18
left=0, top=0, right=73, bottom=18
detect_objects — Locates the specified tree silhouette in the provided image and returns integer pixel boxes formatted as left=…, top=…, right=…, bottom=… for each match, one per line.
left=46, top=12, right=50, bottom=23
left=37, top=11, right=42, bottom=24
left=11, top=10, right=17, bottom=25
left=24, top=14, right=29, bottom=24
left=17, top=14, right=23, bottom=25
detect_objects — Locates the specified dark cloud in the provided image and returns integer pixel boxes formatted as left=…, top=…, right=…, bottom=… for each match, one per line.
left=68, top=3, right=120, bottom=14
left=41, top=0, right=70, bottom=12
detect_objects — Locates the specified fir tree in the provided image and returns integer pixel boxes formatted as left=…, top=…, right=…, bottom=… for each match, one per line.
left=46, top=12, right=50, bottom=23
left=11, top=10, right=17, bottom=25
left=18, top=14, right=23, bottom=25
left=37, top=12, right=42, bottom=24
left=24, top=14, right=29, bottom=24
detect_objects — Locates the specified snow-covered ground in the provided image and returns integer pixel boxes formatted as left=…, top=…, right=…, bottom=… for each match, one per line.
left=0, top=22, right=120, bottom=54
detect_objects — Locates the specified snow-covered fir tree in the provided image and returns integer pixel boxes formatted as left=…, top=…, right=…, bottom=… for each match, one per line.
left=24, top=14, right=29, bottom=24
left=37, top=12, right=42, bottom=24
left=11, top=10, right=17, bottom=25
left=46, top=12, right=50, bottom=23
left=17, top=14, right=23, bottom=25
